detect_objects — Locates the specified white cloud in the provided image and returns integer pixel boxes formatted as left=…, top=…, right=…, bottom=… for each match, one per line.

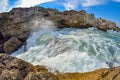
left=63, top=0, right=107, bottom=10
left=0, top=0, right=9, bottom=12
left=0, top=0, right=108, bottom=12
left=17, top=0, right=54, bottom=7
left=0, top=0, right=54, bottom=12
left=113, top=0, right=120, bottom=2
left=63, top=0, right=78, bottom=10
left=81, top=0, right=105, bottom=7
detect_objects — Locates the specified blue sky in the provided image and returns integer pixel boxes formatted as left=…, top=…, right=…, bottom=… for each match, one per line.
left=0, top=0, right=120, bottom=26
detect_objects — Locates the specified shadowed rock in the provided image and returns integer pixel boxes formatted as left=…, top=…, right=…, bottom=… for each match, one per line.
left=3, top=37, right=22, bottom=54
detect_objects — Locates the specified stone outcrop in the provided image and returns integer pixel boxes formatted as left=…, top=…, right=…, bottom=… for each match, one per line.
left=96, top=18, right=119, bottom=31
left=50, top=10, right=96, bottom=28
left=3, top=37, right=22, bottom=54
left=0, top=7, right=119, bottom=54
left=0, top=53, right=120, bottom=80
left=0, top=54, right=58, bottom=80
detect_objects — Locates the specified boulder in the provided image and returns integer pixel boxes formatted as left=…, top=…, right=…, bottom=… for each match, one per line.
left=96, top=18, right=119, bottom=31
left=3, top=37, right=22, bottom=54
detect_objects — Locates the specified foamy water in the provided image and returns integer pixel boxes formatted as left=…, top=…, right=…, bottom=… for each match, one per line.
left=11, top=28, right=120, bottom=73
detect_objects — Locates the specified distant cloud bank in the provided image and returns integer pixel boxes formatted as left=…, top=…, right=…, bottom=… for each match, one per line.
left=0, top=0, right=120, bottom=12
left=17, top=0, right=54, bottom=7
left=0, top=0, right=9, bottom=12
left=63, top=0, right=107, bottom=10
left=0, top=0, right=54, bottom=12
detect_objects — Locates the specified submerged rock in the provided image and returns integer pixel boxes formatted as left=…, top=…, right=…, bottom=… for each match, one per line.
left=0, top=54, right=120, bottom=80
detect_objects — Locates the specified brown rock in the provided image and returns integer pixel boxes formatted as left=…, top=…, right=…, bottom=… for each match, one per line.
left=96, top=18, right=119, bottom=31
left=0, top=54, right=58, bottom=80
left=3, top=37, right=22, bottom=54
left=56, top=10, right=95, bottom=28
left=56, top=67, right=120, bottom=80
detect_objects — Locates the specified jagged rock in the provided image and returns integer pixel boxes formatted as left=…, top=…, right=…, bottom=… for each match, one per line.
left=96, top=18, right=119, bottom=31
left=0, top=54, right=58, bottom=80
left=50, top=10, right=96, bottom=28
left=3, top=37, right=22, bottom=54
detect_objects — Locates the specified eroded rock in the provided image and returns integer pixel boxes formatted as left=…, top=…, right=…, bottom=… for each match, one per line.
left=0, top=54, right=58, bottom=80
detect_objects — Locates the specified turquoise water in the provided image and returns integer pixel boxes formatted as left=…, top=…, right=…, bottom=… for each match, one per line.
left=11, top=28, right=120, bottom=72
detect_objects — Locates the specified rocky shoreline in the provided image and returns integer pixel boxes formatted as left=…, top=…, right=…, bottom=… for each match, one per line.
left=0, top=7, right=120, bottom=80
left=0, top=53, right=120, bottom=80
left=0, top=7, right=120, bottom=54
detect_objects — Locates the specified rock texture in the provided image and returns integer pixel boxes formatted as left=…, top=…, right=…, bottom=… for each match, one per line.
left=0, top=53, right=58, bottom=80
left=3, top=37, right=22, bottom=54
left=96, top=18, right=119, bottom=31
left=0, top=7, right=120, bottom=54
left=0, top=53, right=120, bottom=80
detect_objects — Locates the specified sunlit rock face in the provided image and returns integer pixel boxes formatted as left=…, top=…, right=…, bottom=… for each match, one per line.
left=96, top=18, right=119, bottom=31
left=0, top=54, right=58, bottom=80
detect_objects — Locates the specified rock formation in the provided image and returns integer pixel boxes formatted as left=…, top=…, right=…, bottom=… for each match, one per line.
left=0, top=53, right=58, bottom=80
left=3, top=37, right=22, bottom=54
left=0, top=6, right=119, bottom=54
left=0, top=53, right=120, bottom=80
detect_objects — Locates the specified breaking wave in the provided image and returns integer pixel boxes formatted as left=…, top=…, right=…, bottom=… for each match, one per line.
left=11, top=28, right=120, bottom=73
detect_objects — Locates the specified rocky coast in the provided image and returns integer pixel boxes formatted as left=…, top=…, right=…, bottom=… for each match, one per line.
left=0, top=7, right=120, bottom=80
left=0, top=54, right=120, bottom=80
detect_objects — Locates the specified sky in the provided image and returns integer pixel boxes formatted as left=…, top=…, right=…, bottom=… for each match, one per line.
left=0, top=0, right=120, bottom=26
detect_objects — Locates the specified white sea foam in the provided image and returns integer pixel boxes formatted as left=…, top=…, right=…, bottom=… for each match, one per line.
left=11, top=28, right=120, bottom=73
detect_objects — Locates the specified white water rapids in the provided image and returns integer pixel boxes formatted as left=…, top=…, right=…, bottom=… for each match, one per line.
left=11, top=28, right=120, bottom=73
